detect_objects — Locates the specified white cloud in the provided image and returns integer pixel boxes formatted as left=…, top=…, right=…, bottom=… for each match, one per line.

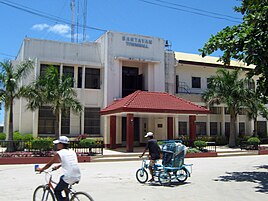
left=32, top=23, right=49, bottom=31
left=32, top=23, right=71, bottom=37
left=48, top=24, right=71, bottom=35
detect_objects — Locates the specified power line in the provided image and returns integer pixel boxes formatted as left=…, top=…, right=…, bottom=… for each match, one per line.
left=154, top=0, right=241, bottom=20
left=0, top=52, right=15, bottom=58
left=0, top=0, right=107, bottom=32
left=138, top=0, right=242, bottom=23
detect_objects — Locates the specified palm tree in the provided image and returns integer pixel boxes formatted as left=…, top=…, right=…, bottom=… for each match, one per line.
left=244, top=80, right=268, bottom=137
left=21, top=65, right=82, bottom=139
left=202, top=68, right=250, bottom=147
left=0, top=60, right=33, bottom=151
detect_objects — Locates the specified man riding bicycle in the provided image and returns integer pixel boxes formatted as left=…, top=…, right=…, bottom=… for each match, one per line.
left=139, top=132, right=161, bottom=182
left=36, top=136, right=81, bottom=201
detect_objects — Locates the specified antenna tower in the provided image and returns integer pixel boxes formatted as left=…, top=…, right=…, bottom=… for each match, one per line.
left=70, top=0, right=75, bottom=43
left=83, top=0, right=87, bottom=41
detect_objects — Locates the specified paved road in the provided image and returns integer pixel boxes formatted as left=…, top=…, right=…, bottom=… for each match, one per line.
left=0, top=155, right=267, bottom=201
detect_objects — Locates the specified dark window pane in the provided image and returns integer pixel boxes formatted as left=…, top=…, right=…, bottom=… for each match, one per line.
left=192, top=77, right=201, bottom=88
left=38, top=106, right=56, bottom=134
left=84, top=108, right=100, bottom=135
left=239, top=122, right=245, bottom=136
left=78, top=67, right=82, bottom=88
left=85, top=68, right=100, bottom=89
left=63, top=66, right=74, bottom=87
left=210, top=122, right=217, bottom=136
left=40, top=64, right=60, bottom=76
left=196, top=122, right=206, bottom=136
left=178, top=122, right=187, bottom=135
left=61, top=109, right=70, bottom=135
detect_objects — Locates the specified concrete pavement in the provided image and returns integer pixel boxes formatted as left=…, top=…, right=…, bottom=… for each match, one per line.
left=1, top=155, right=268, bottom=201
left=91, top=145, right=266, bottom=162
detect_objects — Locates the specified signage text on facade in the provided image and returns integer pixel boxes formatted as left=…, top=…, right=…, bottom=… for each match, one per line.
left=122, top=36, right=152, bottom=48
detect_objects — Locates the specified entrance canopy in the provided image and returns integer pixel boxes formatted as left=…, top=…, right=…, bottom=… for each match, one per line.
left=100, top=90, right=209, bottom=115
left=100, top=90, right=210, bottom=152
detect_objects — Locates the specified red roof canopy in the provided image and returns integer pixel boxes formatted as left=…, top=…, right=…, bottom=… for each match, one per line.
left=100, top=90, right=209, bottom=115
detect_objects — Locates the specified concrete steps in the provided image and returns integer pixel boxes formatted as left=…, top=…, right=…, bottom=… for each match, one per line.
left=91, top=153, right=141, bottom=162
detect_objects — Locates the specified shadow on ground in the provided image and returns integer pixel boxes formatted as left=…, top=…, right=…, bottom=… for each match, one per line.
left=214, top=165, right=268, bottom=194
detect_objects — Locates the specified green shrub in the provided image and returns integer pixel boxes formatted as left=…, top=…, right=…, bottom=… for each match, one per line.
left=32, top=138, right=53, bottom=151
left=79, top=139, right=96, bottom=148
left=194, top=140, right=207, bottom=150
left=13, top=131, right=23, bottom=140
left=187, top=148, right=201, bottom=153
left=247, top=137, right=260, bottom=145
left=21, top=134, right=34, bottom=141
left=0, top=133, right=6, bottom=140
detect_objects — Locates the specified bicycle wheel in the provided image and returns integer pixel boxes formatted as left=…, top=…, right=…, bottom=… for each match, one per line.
left=175, top=167, right=188, bottom=182
left=70, top=192, right=94, bottom=201
left=136, top=168, right=148, bottom=183
left=158, top=171, right=171, bottom=186
left=33, top=185, right=55, bottom=201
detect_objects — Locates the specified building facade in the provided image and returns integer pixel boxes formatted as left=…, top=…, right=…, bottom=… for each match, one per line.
left=8, top=31, right=268, bottom=147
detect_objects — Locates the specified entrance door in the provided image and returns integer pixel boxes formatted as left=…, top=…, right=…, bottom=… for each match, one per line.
left=122, top=67, right=143, bottom=97
left=122, top=117, right=140, bottom=146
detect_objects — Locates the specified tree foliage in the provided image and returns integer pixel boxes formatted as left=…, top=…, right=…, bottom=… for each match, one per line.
left=21, top=66, right=82, bottom=139
left=202, top=68, right=251, bottom=147
left=199, top=0, right=268, bottom=100
left=0, top=60, right=33, bottom=151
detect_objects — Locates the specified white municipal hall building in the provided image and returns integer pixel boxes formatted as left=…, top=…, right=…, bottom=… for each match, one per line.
left=8, top=31, right=267, bottom=151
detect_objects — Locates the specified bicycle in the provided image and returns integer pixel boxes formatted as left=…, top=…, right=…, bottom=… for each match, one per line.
left=33, top=169, right=94, bottom=201
left=135, top=156, right=162, bottom=183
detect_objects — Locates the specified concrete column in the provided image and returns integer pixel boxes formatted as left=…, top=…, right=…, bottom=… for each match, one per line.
left=189, top=115, right=196, bottom=144
left=126, top=114, right=134, bottom=152
left=206, top=114, right=210, bottom=136
left=221, top=107, right=225, bottom=136
left=167, top=117, right=174, bottom=140
left=110, top=115, right=117, bottom=149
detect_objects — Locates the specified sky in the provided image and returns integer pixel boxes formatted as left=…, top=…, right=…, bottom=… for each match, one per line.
left=0, top=0, right=243, bottom=125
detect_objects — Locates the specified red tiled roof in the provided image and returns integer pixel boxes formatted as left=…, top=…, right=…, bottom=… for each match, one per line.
left=100, top=90, right=209, bottom=115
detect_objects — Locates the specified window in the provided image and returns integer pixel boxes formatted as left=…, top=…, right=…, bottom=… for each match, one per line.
left=63, top=66, right=74, bottom=87
left=225, top=122, right=230, bottom=137
left=210, top=122, right=217, bottom=136
left=192, top=77, right=201, bottom=88
left=77, top=67, right=83, bottom=88
left=176, top=75, right=179, bottom=93
left=224, top=107, right=230, bottom=114
left=239, top=122, right=245, bottom=136
left=84, top=108, right=100, bottom=135
left=178, top=122, right=187, bottom=135
left=38, top=106, right=70, bottom=135
left=38, top=106, right=55, bottom=134
left=61, top=109, right=70, bottom=135
left=257, top=121, right=267, bottom=138
left=196, top=122, right=206, bottom=136
left=40, top=64, right=60, bottom=76
left=85, top=68, right=100, bottom=89
left=210, top=107, right=221, bottom=114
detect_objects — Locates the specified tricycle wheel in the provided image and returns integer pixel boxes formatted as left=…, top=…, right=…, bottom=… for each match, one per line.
left=158, top=171, right=171, bottom=186
left=136, top=168, right=148, bottom=183
left=175, top=167, right=188, bottom=182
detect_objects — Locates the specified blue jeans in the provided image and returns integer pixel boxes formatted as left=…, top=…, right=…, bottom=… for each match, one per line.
left=54, top=176, right=69, bottom=201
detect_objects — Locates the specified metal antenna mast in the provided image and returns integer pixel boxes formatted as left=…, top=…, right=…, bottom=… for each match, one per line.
left=83, top=0, right=87, bottom=41
left=70, top=0, right=75, bottom=43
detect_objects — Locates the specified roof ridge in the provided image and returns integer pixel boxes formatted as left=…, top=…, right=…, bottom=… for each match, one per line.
left=169, top=93, right=206, bottom=109
left=124, top=90, right=141, bottom=107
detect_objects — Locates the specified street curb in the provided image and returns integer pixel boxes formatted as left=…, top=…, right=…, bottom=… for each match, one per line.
left=0, top=156, right=91, bottom=165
